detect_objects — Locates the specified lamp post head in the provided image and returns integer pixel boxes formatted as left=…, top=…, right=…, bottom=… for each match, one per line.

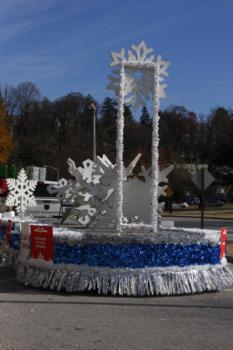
left=88, top=103, right=96, bottom=112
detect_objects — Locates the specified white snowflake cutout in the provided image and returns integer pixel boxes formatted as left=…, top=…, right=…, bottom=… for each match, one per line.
left=76, top=205, right=96, bottom=226
left=47, top=178, right=74, bottom=202
left=128, top=41, right=154, bottom=63
left=78, top=159, right=102, bottom=184
left=67, top=158, right=82, bottom=182
left=6, top=168, right=37, bottom=216
left=107, top=40, right=170, bottom=111
left=159, top=165, right=173, bottom=184
left=110, top=48, right=126, bottom=67
left=157, top=55, right=170, bottom=78
left=97, top=154, right=115, bottom=170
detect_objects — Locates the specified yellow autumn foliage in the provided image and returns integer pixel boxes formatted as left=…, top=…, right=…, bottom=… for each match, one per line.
left=0, top=101, right=14, bottom=164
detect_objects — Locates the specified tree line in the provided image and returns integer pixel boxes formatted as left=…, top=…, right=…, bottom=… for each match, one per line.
left=0, top=81, right=233, bottom=179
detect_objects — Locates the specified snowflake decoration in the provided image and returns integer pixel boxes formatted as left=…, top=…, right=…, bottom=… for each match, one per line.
left=47, top=178, right=76, bottom=202
left=59, top=155, right=117, bottom=226
left=107, top=40, right=170, bottom=111
left=77, top=159, right=102, bottom=184
left=47, top=154, right=173, bottom=228
left=50, top=154, right=142, bottom=227
left=123, top=165, right=174, bottom=224
left=47, top=157, right=102, bottom=226
left=6, top=168, right=37, bottom=217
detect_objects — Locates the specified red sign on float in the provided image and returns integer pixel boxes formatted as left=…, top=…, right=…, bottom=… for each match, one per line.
left=31, top=225, right=54, bottom=261
left=5, top=220, right=12, bottom=246
left=220, top=227, right=227, bottom=259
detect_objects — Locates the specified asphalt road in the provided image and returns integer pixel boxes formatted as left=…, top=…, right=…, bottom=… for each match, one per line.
left=0, top=218, right=233, bottom=350
left=0, top=264, right=233, bottom=350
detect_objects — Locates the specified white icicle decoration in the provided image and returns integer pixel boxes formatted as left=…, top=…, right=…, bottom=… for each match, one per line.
left=116, top=62, right=125, bottom=230
left=150, top=60, right=160, bottom=231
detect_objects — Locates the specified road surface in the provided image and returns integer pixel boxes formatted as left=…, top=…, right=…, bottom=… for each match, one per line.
left=0, top=264, right=233, bottom=350
left=1, top=219, right=233, bottom=349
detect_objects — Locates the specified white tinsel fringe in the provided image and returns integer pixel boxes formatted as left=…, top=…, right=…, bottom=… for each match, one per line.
left=2, top=244, right=232, bottom=296
left=1, top=247, right=18, bottom=271
left=15, top=261, right=233, bottom=296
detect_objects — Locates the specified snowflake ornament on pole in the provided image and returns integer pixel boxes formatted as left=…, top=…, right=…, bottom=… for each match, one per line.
left=107, top=40, right=170, bottom=232
left=107, top=40, right=170, bottom=111
left=6, top=168, right=37, bottom=217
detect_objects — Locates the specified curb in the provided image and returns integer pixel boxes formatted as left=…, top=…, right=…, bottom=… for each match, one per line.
left=162, top=215, right=233, bottom=221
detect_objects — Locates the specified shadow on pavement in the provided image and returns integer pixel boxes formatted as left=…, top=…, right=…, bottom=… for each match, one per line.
left=0, top=298, right=233, bottom=310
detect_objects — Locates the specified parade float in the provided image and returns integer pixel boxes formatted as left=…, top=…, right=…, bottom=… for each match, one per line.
left=0, top=41, right=232, bottom=296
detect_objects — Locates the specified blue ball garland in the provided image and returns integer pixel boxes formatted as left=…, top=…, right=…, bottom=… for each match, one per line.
left=0, top=224, right=221, bottom=269
left=53, top=241, right=220, bottom=268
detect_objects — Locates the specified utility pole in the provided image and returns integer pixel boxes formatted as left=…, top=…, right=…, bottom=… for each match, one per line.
left=191, top=167, right=215, bottom=230
left=200, top=167, right=205, bottom=229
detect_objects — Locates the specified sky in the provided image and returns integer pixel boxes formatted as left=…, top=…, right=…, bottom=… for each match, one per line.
left=0, top=0, right=233, bottom=115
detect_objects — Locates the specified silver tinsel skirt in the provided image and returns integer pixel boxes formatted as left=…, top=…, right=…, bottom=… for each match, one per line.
left=15, top=260, right=233, bottom=296
left=1, top=226, right=233, bottom=296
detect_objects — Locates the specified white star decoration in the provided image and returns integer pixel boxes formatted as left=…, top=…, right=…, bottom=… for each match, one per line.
left=107, top=40, right=170, bottom=111
left=6, top=169, right=37, bottom=217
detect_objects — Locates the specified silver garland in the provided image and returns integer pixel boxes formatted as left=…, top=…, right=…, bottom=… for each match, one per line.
left=52, top=226, right=220, bottom=245
left=15, top=261, right=233, bottom=296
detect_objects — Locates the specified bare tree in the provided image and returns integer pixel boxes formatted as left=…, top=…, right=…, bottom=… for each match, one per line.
left=0, top=84, right=17, bottom=116
left=15, top=81, right=41, bottom=135
left=0, top=84, right=18, bottom=133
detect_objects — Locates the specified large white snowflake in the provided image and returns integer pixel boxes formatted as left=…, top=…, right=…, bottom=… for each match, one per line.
left=6, top=169, right=37, bottom=216
left=46, top=154, right=173, bottom=228
left=107, top=40, right=170, bottom=111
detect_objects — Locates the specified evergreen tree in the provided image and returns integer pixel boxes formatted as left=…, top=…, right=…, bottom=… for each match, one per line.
left=99, top=97, right=118, bottom=161
left=140, top=106, right=151, bottom=126
left=123, top=104, right=137, bottom=163
left=124, top=104, right=134, bottom=126
left=100, top=97, right=118, bottom=125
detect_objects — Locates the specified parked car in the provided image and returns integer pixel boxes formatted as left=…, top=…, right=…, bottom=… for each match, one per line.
left=190, top=197, right=200, bottom=205
left=25, top=181, right=60, bottom=218
left=172, top=202, right=189, bottom=210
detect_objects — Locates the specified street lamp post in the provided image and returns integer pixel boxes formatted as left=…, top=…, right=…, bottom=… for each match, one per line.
left=89, top=103, right=97, bottom=162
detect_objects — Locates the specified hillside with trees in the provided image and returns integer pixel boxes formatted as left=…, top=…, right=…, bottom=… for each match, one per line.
left=0, top=82, right=233, bottom=182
